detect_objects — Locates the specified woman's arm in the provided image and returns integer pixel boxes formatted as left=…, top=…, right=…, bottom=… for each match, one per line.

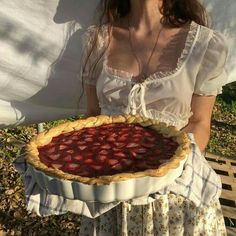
left=181, top=94, right=216, bottom=152
left=84, top=83, right=101, bottom=118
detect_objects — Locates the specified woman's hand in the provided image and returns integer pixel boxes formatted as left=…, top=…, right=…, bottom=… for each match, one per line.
left=181, top=94, right=216, bottom=152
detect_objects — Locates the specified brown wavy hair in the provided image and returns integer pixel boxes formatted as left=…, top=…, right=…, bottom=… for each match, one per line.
left=98, top=0, right=208, bottom=26
left=79, top=0, right=208, bottom=109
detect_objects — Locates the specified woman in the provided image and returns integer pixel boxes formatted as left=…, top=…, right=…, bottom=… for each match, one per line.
left=78, top=0, right=228, bottom=235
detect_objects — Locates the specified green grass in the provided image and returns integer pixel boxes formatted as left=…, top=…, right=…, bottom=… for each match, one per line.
left=207, top=96, right=236, bottom=158
left=0, top=121, right=82, bottom=235
left=0, top=116, right=85, bottom=234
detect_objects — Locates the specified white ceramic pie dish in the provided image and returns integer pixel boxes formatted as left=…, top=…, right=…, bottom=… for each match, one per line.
left=28, top=154, right=188, bottom=203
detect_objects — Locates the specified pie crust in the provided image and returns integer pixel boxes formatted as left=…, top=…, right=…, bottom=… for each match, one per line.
left=26, top=114, right=191, bottom=185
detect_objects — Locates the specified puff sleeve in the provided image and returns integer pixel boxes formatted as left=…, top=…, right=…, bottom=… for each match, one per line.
left=194, top=30, right=228, bottom=96
left=80, top=25, right=104, bottom=86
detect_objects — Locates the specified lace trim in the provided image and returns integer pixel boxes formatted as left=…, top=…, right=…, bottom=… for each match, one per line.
left=102, top=63, right=136, bottom=85
left=102, top=21, right=200, bottom=84
left=141, top=109, right=191, bottom=130
left=148, top=21, right=199, bottom=82
left=104, top=61, right=133, bottom=80
left=83, top=24, right=109, bottom=51
left=100, top=104, right=192, bottom=130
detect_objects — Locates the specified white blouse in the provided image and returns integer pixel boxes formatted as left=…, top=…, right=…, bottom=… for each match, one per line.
left=80, top=21, right=228, bottom=130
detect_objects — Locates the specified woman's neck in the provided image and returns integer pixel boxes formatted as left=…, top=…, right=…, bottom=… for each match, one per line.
left=129, top=0, right=162, bottom=33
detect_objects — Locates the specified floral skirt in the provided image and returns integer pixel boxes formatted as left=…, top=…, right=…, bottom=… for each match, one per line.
left=79, top=193, right=226, bottom=236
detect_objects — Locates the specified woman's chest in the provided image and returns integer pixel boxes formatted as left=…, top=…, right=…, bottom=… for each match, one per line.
left=106, top=25, right=189, bottom=79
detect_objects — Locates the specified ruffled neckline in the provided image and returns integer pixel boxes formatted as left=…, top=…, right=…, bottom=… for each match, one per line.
left=102, top=21, right=200, bottom=84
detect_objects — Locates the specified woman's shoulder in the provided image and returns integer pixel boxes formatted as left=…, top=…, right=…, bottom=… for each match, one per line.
left=83, top=24, right=109, bottom=39
left=82, top=24, right=109, bottom=49
left=192, top=22, right=228, bottom=97
left=194, top=21, right=228, bottom=48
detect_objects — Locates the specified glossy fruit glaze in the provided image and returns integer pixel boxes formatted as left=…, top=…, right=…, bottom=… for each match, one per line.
left=38, top=123, right=178, bottom=177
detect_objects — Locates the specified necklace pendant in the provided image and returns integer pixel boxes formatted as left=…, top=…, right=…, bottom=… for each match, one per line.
left=141, top=73, right=146, bottom=82
left=136, top=73, right=146, bottom=83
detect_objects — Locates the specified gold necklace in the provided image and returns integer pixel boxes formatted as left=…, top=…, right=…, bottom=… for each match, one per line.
left=128, top=18, right=163, bottom=83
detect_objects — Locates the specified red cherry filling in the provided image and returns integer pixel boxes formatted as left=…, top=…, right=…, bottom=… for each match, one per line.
left=38, top=123, right=178, bottom=177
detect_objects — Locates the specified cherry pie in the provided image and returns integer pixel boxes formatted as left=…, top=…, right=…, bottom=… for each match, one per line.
left=26, top=115, right=190, bottom=185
